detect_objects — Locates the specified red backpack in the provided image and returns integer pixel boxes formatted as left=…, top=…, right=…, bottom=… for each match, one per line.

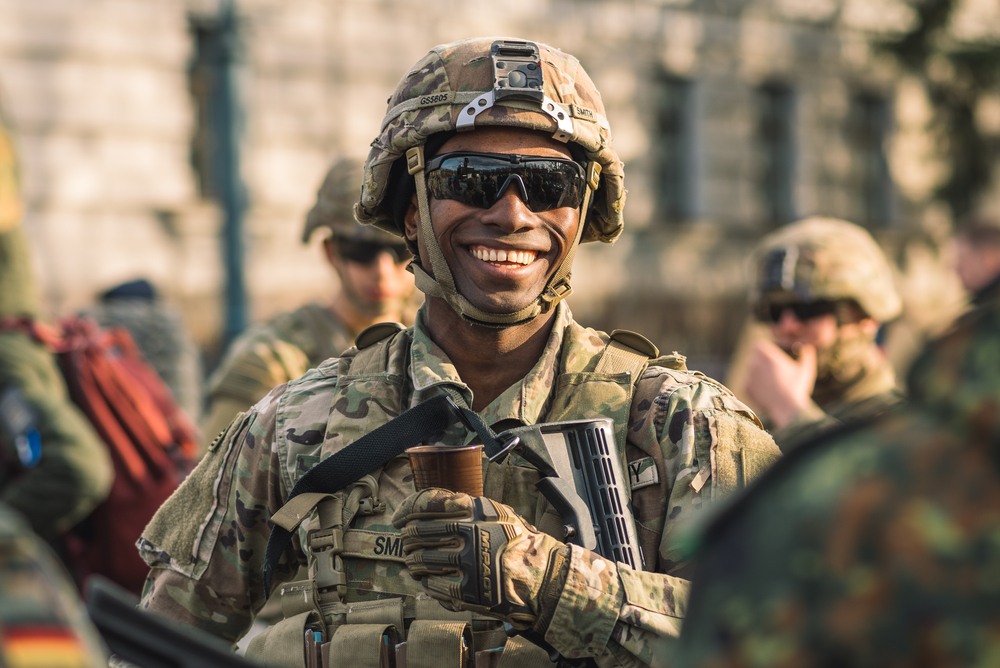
left=0, top=315, right=199, bottom=595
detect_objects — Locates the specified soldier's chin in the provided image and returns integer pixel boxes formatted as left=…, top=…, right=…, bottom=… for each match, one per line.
left=452, top=294, right=546, bottom=327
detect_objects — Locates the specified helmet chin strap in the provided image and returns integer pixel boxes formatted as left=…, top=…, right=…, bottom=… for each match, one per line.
left=405, top=146, right=600, bottom=329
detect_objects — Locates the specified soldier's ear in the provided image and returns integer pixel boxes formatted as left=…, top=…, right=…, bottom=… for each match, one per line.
left=403, top=194, right=419, bottom=244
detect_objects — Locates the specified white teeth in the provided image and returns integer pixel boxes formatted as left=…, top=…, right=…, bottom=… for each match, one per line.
left=471, top=247, right=537, bottom=265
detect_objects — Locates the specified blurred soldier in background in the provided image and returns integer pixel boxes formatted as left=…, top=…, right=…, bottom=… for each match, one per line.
left=675, top=213, right=1000, bottom=667
left=83, top=277, right=204, bottom=424
left=0, top=116, right=113, bottom=556
left=200, top=155, right=417, bottom=441
left=139, top=36, right=779, bottom=666
left=733, top=216, right=903, bottom=449
left=0, top=502, right=108, bottom=667
left=952, top=209, right=1000, bottom=298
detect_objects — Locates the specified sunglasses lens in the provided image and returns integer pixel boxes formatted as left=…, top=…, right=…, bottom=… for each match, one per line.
left=426, top=152, right=586, bottom=212
left=758, top=300, right=839, bottom=323
left=337, top=240, right=411, bottom=265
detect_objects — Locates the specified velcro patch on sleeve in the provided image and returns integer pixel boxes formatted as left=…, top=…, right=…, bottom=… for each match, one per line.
left=627, top=456, right=659, bottom=491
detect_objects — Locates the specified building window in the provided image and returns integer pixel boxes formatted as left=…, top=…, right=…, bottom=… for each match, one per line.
left=847, top=92, right=894, bottom=227
left=756, top=82, right=796, bottom=227
left=654, top=74, right=697, bottom=223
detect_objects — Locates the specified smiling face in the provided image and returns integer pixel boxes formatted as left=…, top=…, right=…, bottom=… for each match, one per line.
left=403, top=127, right=582, bottom=316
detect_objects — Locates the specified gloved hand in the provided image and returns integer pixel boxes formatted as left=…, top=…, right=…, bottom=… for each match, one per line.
left=391, top=488, right=570, bottom=632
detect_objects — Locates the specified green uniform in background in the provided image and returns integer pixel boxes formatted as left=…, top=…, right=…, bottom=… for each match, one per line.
left=0, top=323, right=112, bottom=543
left=200, top=155, right=416, bottom=444
left=0, top=120, right=112, bottom=548
left=200, top=302, right=356, bottom=443
left=674, top=266, right=1000, bottom=665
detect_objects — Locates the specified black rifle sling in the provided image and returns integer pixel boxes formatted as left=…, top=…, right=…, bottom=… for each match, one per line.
left=262, top=393, right=503, bottom=591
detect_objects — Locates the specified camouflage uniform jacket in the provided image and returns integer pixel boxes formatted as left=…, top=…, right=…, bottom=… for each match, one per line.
left=674, top=276, right=1000, bottom=666
left=0, top=503, right=109, bottom=666
left=140, top=302, right=780, bottom=666
left=201, top=302, right=356, bottom=442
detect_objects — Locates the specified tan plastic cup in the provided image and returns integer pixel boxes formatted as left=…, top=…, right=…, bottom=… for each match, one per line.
left=406, top=444, right=484, bottom=496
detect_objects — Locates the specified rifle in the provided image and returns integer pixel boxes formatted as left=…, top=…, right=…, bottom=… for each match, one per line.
left=486, top=417, right=642, bottom=668
left=85, top=575, right=261, bottom=668
left=492, top=417, right=643, bottom=569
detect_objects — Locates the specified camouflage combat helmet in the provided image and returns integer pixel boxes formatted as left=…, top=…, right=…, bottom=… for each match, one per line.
left=751, top=216, right=902, bottom=323
left=302, top=155, right=401, bottom=245
left=356, top=36, right=625, bottom=327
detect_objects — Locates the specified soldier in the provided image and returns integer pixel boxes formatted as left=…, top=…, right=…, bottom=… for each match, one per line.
left=0, top=118, right=112, bottom=555
left=952, top=209, right=1000, bottom=297
left=138, top=37, right=780, bottom=666
left=0, top=502, right=109, bottom=666
left=736, top=216, right=903, bottom=449
left=200, top=155, right=417, bottom=442
left=674, top=217, right=1000, bottom=667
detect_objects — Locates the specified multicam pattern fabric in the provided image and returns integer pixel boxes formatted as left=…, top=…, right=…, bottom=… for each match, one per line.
left=301, top=155, right=400, bottom=244
left=200, top=302, right=356, bottom=443
left=356, top=36, right=626, bottom=245
left=139, top=302, right=780, bottom=666
left=674, top=276, right=1000, bottom=666
left=391, top=489, right=570, bottom=628
left=0, top=503, right=109, bottom=667
left=750, top=216, right=902, bottom=323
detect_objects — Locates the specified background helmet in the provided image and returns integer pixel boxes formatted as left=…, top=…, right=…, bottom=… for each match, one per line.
left=356, top=36, right=625, bottom=244
left=301, top=155, right=401, bottom=245
left=751, top=216, right=903, bottom=323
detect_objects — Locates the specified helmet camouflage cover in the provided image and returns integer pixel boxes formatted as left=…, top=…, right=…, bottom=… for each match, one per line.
left=356, top=36, right=625, bottom=245
left=751, top=216, right=902, bottom=323
left=301, top=155, right=401, bottom=245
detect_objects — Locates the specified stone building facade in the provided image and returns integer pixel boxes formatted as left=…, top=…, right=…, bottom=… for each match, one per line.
left=1, top=0, right=995, bottom=377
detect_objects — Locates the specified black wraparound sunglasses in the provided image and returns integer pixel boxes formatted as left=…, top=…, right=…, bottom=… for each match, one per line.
left=334, top=238, right=412, bottom=265
left=755, top=299, right=843, bottom=324
left=425, top=151, right=587, bottom=212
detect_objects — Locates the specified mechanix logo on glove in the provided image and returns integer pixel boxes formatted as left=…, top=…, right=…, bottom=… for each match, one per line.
left=391, top=488, right=569, bottom=629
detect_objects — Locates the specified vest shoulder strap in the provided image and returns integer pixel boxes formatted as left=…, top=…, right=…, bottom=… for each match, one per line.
left=354, top=321, right=406, bottom=350
left=594, top=328, right=659, bottom=377
left=345, top=324, right=408, bottom=378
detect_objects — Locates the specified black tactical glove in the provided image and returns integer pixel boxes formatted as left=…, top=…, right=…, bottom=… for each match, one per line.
left=391, top=488, right=570, bottom=632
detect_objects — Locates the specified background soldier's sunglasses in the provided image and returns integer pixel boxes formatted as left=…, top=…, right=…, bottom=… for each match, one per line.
left=755, top=299, right=842, bottom=324
left=334, top=238, right=412, bottom=265
left=425, top=151, right=587, bottom=212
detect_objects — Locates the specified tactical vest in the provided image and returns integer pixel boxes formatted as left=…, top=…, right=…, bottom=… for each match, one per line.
left=247, top=323, right=683, bottom=668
